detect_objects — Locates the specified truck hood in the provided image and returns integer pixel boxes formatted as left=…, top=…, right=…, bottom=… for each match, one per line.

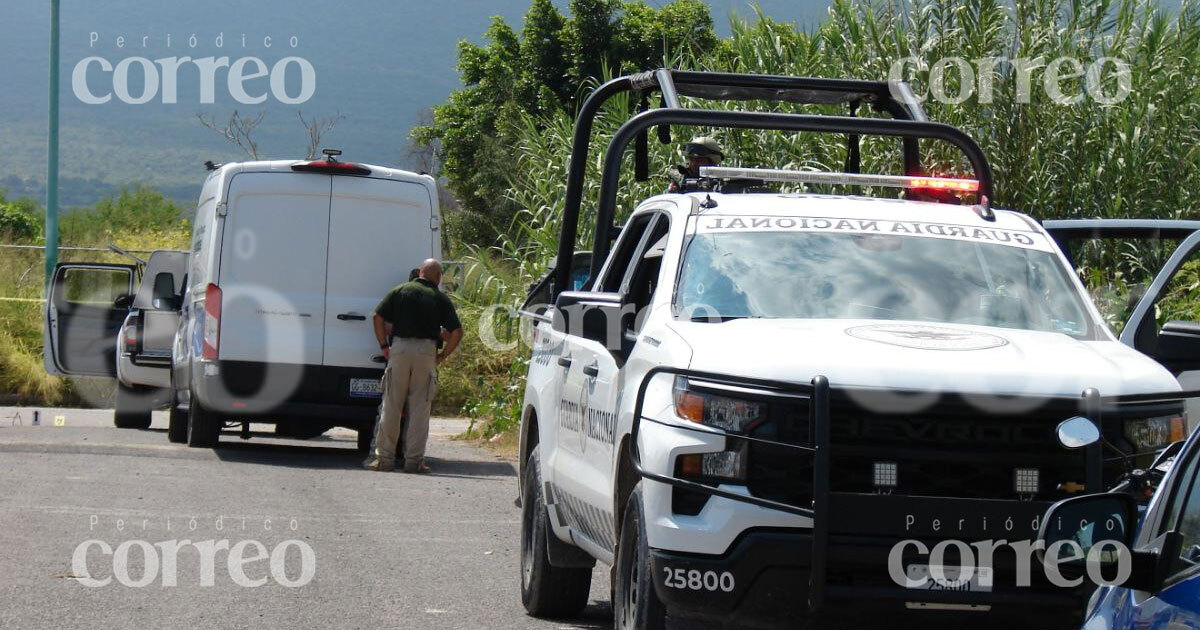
left=669, top=318, right=1179, bottom=397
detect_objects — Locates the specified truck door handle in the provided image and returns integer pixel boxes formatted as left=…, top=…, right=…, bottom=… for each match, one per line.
left=583, top=362, right=599, bottom=377
left=338, top=313, right=367, bottom=321
left=371, top=355, right=386, bottom=364
left=557, top=356, right=573, bottom=368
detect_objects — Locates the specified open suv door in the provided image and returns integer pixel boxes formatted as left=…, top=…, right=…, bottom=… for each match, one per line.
left=44, top=263, right=137, bottom=378
left=1045, top=219, right=1200, bottom=430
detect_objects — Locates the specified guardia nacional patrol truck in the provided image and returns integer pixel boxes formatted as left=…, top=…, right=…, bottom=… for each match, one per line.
left=515, top=70, right=1196, bottom=629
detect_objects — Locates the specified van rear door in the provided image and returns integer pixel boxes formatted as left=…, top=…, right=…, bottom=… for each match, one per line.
left=323, top=176, right=436, bottom=370
left=217, top=172, right=331, bottom=365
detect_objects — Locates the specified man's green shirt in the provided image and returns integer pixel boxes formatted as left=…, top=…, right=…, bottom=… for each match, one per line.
left=375, top=278, right=461, bottom=342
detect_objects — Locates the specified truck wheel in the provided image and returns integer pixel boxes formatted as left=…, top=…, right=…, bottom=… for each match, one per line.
left=520, top=446, right=591, bottom=618
left=113, top=385, right=154, bottom=429
left=167, top=402, right=188, bottom=443
left=614, top=485, right=666, bottom=630
left=186, top=400, right=221, bottom=448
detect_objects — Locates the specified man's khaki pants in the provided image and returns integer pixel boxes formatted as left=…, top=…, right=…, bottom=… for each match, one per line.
left=371, top=337, right=437, bottom=468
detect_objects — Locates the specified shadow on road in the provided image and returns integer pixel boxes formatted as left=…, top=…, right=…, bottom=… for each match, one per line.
left=545, top=602, right=613, bottom=629
left=206, top=435, right=516, bottom=478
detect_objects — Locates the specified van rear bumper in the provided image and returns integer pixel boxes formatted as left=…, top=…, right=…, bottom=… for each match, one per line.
left=191, top=360, right=383, bottom=425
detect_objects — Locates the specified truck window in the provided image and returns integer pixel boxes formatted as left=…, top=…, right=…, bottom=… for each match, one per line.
left=675, top=230, right=1093, bottom=338
left=623, top=217, right=669, bottom=328
left=60, top=267, right=130, bottom=307
left=598, top=214, right=654, bottom=293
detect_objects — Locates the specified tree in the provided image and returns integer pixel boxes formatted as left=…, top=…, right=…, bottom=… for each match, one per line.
left=566, top=0, right=616, bottom=88
left=413, top=0, right=719, bottom=250
left=519, top=0, right=569, bottom=108
left=0, top=192, right=39, bottom=242
left=299, top=111, right=346, bottom=160
left=196, top=110, right=346, bottom=159
left=196, top=110, right=266, bottom=159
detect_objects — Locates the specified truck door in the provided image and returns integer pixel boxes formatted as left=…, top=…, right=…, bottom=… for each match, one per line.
left=554, top=212, right=658, bottom=553
left=44, top=263, right=136, bottom=377
left=323, top=176, right=436, bottom=370
left=1123, top=230, right=1200, bottom=430
left=135, top=250, right=188, bottom=364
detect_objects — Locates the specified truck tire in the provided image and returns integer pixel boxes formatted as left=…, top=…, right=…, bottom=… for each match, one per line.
left=113, top=385, right=154, bottom=429
left=167, top=402, right=188, bottom=443
left=520, top=446, right=591, bottom=618
left=186, top=399, right=222, bottom=448
left=614, top=485, right=666, bottom=630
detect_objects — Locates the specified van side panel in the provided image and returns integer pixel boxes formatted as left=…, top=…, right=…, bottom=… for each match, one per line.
left=322, top=176, right=436, bottom=368
left=217, top=172, right=332, bottom=365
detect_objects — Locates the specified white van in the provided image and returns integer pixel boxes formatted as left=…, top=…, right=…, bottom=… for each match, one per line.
left=172, top=152, right=440, bottom=447
left=46, top=151, right=441, bottom=448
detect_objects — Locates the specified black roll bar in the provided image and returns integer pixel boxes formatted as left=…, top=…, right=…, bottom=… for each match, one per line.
left=552, top=69, right=992, bottom=299
left=553, top=69, right=940, bottom=299
left=589, top=109, right=995, bottom=279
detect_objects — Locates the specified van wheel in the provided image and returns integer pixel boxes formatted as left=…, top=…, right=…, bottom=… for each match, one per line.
left=521, top=446, right=591, bottom=618
left=614, top=485, right=665, bottom=630
left=167, top=399, right=188, bottom=444
left=113, top=385, right=154, bottom=429
left=186, top=400, right=221, bottom=448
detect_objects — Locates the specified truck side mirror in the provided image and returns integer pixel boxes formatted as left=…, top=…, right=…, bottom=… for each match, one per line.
left=1156, top=320, right=1200, bottom=360
left=1056, top=416, right=1100, bottom=449
left=554, top=290, right=627, bottom=351
left=113, top=293, right=133, bottom=309
left=1036, top=493, right=1160, bottom=588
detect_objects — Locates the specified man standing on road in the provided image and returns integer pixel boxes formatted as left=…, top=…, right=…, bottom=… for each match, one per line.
left=364, top=259, right=463, bottom=473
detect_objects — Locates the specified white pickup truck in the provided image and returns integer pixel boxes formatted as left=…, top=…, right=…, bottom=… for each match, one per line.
left=515, top=70, right=1197, bottom=630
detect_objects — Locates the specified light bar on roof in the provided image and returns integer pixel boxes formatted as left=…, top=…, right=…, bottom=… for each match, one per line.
left=699, top=166, right=980, bottom=193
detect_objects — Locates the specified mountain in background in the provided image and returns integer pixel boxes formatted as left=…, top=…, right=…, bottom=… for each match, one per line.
left=1, top=0, right=831, bottom=208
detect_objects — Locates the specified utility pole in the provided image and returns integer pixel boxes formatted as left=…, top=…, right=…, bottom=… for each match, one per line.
left=45, top=0, right=60, bottom=292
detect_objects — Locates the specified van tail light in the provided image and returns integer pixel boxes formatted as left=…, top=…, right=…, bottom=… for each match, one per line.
left=124, top=320, right=139, bottom=352
left=203, top=283, right=222, bottom=360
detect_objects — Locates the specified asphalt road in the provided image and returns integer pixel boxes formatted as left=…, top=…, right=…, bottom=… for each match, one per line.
left=0, top=408, right=612, bottom=629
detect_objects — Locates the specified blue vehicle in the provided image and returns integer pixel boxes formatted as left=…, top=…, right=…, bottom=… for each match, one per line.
left=1039, top=422, right=1200, bottom=629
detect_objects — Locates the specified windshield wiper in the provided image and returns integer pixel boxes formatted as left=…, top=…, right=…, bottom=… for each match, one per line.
left=689, top=315, right=748, bottom=323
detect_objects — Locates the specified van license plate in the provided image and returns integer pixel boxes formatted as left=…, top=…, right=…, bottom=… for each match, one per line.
left=349, top=378, right=382, bottom=398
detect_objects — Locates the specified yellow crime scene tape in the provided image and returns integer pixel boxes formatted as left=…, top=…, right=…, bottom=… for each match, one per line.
left=0, top=297, right=46, bottom=303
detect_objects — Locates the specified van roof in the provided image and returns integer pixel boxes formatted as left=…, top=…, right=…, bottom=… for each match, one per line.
left=207, top=159, right=434, bottom=185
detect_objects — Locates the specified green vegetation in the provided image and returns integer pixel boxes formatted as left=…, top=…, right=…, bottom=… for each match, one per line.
left=434, top=0, right=1200, bottom=436
left=413, top=0, right=718, bottom=248
left=4, top=0, right=1200, bottom=440
left=0, top=187, right=189, bottom=405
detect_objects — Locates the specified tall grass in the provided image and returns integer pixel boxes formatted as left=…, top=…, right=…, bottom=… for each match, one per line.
left=447, top=0, right=1200, bottom=433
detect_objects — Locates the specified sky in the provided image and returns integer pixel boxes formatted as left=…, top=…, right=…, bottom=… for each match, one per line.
left=0, top=0, right=834, bottom=205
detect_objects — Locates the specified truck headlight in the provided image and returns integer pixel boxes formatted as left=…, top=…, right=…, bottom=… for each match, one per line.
left=1123, top=415, right=1187, bottom=451
left=677, top=446, right=747, bottom=482
left=673, top=377, right=765, bottom=432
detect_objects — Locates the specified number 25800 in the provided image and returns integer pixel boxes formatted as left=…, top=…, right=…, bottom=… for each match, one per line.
left=662, top=567, right=735, bottom=592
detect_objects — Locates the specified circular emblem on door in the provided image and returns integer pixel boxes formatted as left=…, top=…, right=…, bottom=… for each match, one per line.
left=846, top=324, right=1008, bottom=351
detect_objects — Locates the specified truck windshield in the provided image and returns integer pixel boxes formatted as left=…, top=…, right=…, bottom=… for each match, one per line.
left=675, top=230, right=1092, bottom=338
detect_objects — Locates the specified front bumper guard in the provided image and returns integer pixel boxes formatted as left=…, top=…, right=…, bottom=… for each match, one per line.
left=630, top=366, right=1191, bottom=612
